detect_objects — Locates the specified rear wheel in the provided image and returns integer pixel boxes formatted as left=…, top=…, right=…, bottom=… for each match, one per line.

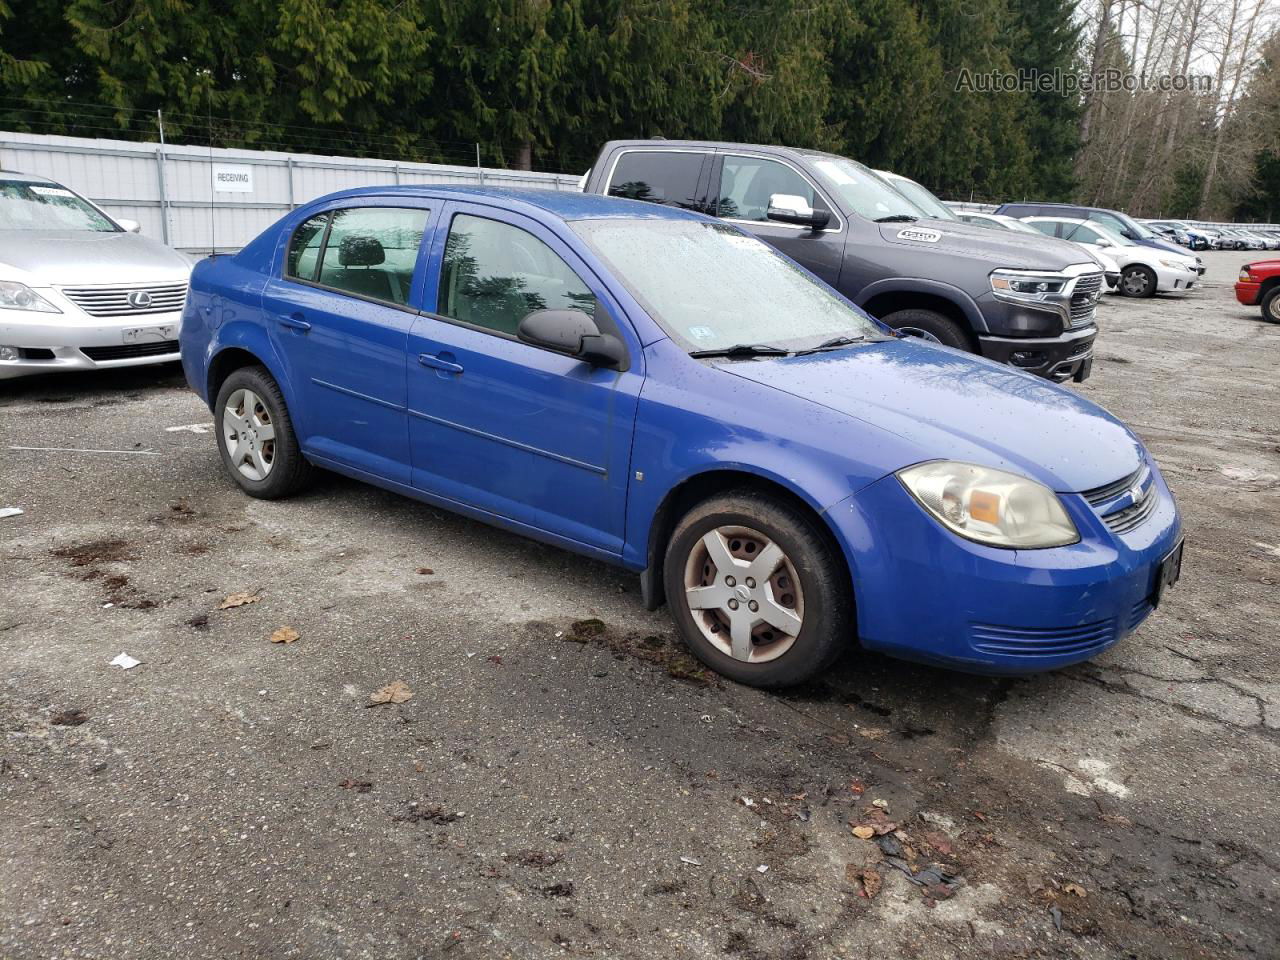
left=881, top=308, right=972, bottom=351
left=663, top=491, right=853, bottom=688
left=1263, top=287, right=1280, bottom=324
left=214, top=366, right=313, bottom=499
left=1119, top=265, right=1156, bottom=298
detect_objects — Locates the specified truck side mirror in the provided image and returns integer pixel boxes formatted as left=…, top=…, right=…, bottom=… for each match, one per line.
left=767, top=194, right=830, bottom=230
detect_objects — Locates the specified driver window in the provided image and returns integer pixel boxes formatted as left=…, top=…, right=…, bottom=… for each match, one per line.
left=716, top=157, right=825, bottom=223
left=1064, top=224, right=1100, bottom=243
left=437, top=214, right=596, bottom=337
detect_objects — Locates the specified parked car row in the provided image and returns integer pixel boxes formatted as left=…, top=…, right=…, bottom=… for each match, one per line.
left=1142, top=218, right=1280, bottom=251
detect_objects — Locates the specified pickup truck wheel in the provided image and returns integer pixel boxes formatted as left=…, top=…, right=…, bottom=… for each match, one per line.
left=1263, top=287, right=1280, bottom=324
left=881, top=309, right=972, bottom=351
left=664, top=491, right=852, bottom=688
left=1119, top=265, right=1156, bottom=298
left=215, top=366, right=313, bottom=499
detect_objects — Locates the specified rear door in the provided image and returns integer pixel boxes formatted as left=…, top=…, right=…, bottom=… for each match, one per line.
left=263, top=201, right=435, bottom=483
left=707, top=152, right=845, bottom=287
left=404, top=202, right=643, bottom=554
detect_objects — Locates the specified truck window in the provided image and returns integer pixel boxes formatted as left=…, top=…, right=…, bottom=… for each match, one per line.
left=607, top=151, right=707, bottom=211
left=715, top=156, right=826, bottom=222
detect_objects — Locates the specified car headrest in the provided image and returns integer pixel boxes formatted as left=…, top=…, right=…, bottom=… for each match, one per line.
left=338, top=235, right=385, bottom=267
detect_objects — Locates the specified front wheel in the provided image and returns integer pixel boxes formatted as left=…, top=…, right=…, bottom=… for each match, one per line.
left=881, top=308, right=973, bottom=351
left=214, top=365, right=313, bottom=499
left=1263, top=287, right=1280, bottom=324
left=1119, top=265, right=1157, bottom=298
left=663, top=491, right=853, bottom=688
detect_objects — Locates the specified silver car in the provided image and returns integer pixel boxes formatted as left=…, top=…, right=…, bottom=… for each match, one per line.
left=0, top=171, right=192, bottom=380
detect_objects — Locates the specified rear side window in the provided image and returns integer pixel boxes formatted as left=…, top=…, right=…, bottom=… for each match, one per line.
left=607, top=151, right=707, bottom=211
left=715, top=156, right=827, bottom=222
left=287, top=213, right=328, bottom=281
left=1063, top=223, right=1102, bottom=243
left=1027, top=220, right=1060, bottom=238
left=315, top=207, right=429, bottom=306
left=437, top=214, right=596, bottom=337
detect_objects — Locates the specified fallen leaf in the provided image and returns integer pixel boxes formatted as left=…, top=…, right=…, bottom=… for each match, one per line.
left=416, top=567, right=434, bottom=575
left=369, top=680, right=413, bottom=705
left=338, top=778, right=373, bottom=793
left=861, top=869, right=882, bottom=898
left=1100, top=813, right=1132, bottom=827
left=220, top=591, right=260, bottom=609
left=872, top=798, right=890, bottom=809
left=923, top=831, right=954, bottom=856
left=858, top=727, right=888, bottom=740
left=849, top=779, right=865, bottom=796
left=270, top=626, right=300, bottom=644
left=852, top=825, right=876, bottom=840
left=1064, top=882, right=1087, bottom=898
left=972, top=810, right=988, bottom=822
left=486, top=654, right=503, bottom=665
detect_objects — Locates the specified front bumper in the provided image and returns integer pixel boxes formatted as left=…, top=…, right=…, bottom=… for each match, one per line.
left=1235, top=280, right=1261, bottom=306
left=977, top=326, right=1095, bottom=383
left=0, top=287, right=182, bottom=380
left=1155, top=263, right=1198, bottom=292
left=825, top=465, right=1182, bottom=675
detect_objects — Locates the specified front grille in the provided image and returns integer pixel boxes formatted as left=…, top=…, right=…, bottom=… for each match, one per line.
left=81, top=340, right=179, bottom=361
left=1102, top=483, right=1159, bottom=533
left=1082, top=466, right=1145, bottom=506
left=1068, top=273, right=1103, bottom=327
left=971, top=619, right=1115, bottom=657
left=61, top=282, right=187, bottom=317
left=18, top=348, right=55, bottom=361
left=1127, top=598, right=1154, bottom=632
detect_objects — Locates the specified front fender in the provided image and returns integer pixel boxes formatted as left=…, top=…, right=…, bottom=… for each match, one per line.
left=855, top=277, right=989, bottom=333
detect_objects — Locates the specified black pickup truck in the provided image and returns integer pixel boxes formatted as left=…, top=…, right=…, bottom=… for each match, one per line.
left=582, top=140, right=1103, bottom=382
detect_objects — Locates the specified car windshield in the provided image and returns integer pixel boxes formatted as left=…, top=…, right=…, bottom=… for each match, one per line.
left=883, top=175, right=958, bottom=221
left=571, top=218, right=886, bottom=353
left=0, top=179, right=119, bottom=232
left=803, top=156, right=927, bottom=222
left=997, top=217, right=1041, bottom=234
left=1118, top=214, right=1157, bottom=240
left=1082, top=220, right=1136, bottom=246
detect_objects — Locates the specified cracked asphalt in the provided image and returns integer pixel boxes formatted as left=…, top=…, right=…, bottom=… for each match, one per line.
left=1, top=250, right=1277, bottom=959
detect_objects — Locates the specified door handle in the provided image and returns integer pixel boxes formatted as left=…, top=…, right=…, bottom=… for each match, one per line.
left=418, top=353, right=464, bottom=374
left=279, top=313, right=311, bottom=332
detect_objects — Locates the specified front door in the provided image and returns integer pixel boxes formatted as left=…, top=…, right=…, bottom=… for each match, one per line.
left=263, top=202, right=433, bottom=483
left=405, top=204, right=642, bottom=554
left=710, top=153, right=845, bottom=287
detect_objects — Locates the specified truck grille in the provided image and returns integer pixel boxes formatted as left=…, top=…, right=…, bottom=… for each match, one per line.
left=61, top=283, right=187, bottom=317
left=1068, top=273, right=1103, bottom=327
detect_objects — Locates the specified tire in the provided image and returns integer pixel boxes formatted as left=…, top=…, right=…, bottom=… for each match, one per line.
left=214, top=365, right=313, bottom=499
left=1119, top=265, right=1157, bottom=298
left=663, top=490, right=854, bottom=688
left=881, top=308, right=973, bottom=351
left=1263, top=287, right=1280, bottom=324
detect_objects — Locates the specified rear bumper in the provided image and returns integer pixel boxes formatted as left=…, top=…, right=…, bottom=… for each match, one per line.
left=977, top=326, right=1095, bottom=383
left=0, top=308, right=181, bottom=380
left=826, top=467, right=1182, bottom=675
left=1235, top=281, right=1261, bottom=306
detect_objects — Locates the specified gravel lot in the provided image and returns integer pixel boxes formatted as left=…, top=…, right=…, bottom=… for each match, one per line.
left=1, top=250, right=1277, bottom=959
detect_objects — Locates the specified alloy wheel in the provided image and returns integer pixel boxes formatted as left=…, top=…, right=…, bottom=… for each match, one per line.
left=222, top=388, right=276, bottom=481
left=683, top=525, right=804, bottom=663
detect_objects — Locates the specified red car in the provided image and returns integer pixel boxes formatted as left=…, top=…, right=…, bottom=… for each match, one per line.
left=1236, top=260, right=1280, bottom=322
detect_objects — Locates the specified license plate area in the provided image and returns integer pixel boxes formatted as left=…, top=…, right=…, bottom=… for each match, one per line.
left=1153, top=539, right=1184, bottom=606
left=123, top=324, right=177, bottom=344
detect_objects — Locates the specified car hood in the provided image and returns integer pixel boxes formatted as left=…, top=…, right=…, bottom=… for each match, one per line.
left=721, top=340, right=1143, bottom=493
left=877, top=218, right=1089, bottom=270
left=0, top=230, right=192, bottom=286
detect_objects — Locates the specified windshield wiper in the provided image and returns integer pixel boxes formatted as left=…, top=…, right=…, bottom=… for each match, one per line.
left=874, top=214, right=918, bottom=223
left=688, top=343, right=790, bottom=360
left=792, top=335, right=869, bottom=356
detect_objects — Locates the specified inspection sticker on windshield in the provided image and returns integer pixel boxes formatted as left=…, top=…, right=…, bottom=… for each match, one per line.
left=897, top=227, right=941, bottom=243
left=688, top=326, right=715, bottom=341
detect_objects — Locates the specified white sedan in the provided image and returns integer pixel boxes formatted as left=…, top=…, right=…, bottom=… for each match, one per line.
left=1022, top=216, right=1199, bottom=298
left=0, top=172, right=192, bottom=380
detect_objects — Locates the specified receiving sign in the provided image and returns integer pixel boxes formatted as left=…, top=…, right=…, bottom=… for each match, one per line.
left=212, top=164, right=254, bottom=193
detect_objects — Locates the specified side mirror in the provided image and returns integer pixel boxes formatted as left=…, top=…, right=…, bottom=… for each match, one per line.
left=766, top=193, right=830, bottom=229
left=117, top=218, right=141, bottom=233
left=517, top=309, right=626, bottom=369
left=1094, top=238, right=1112, bottom=247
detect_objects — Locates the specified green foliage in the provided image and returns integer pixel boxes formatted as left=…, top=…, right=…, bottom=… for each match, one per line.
left=0, top=0, right=1083, bottom=195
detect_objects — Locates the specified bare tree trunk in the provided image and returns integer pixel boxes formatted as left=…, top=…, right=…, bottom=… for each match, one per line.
left=1199, top=0, right=1265, bottom=216
left=515, top=141, right=533, bottom=171
left=1081, top=0, right=1118, bottom=146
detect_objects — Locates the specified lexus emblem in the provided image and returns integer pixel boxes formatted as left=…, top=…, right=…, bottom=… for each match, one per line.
left=126, top=290, right=153, bottom=309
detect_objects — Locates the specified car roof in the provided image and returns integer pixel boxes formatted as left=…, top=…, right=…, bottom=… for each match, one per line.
left=311, top=184, right=705, bottom=223
left=598, top=138, right=852, bottom=163
left=0, top=170, right=58, bottom=185
left=1026, top=216, right=1088, bottom=224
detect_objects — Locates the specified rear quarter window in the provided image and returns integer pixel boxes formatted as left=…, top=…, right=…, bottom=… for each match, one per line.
left=607, top=151, right=708, bottom=211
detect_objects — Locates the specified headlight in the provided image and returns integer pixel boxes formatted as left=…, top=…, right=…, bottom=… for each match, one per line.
left=1158, top=258, right=1191, bottom=269
left=897, top=461, right=1079, bottom=548
left=990, top=270, right=1066, bottom=296
left=1240, top=268, right=1254, bottom=281
left=0, top=281, right=60, bottom=313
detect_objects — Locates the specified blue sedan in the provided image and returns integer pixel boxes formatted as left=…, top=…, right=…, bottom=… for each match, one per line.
left=179, top=186, right=1183, bottom=687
